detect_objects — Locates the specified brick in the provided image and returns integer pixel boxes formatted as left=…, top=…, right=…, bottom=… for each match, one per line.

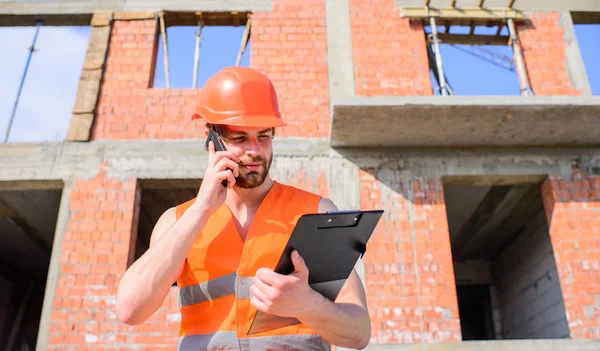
left=350, top=0, right=432, bottom=96
left=359, top=168, right=460, bottom=344
left=517, top=13, right=582, bottom=95
left=542, top=173, right=600, bottom=339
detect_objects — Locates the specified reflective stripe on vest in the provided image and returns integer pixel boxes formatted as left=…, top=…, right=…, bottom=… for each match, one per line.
left=179, top=273, right=252, bottom=307
left=175, top=182, right=330, bottom=351
left=178, top=332, right=329, bottom=351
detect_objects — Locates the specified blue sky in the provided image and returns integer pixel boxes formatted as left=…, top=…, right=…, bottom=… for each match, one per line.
left=0, top=22, right=598, bottom=143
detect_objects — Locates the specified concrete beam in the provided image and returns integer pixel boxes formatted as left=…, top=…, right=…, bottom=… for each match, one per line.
left=395, top=0, right=600, bottom=12
left=0, top=0, right=273, bottom=26
left=2, top=139, right=599, bottom=185
left=0, top=138, right=330, bottom=182
left=331, top=96, right=600, bottom=148
left=0, top=0, right=273, bottom=15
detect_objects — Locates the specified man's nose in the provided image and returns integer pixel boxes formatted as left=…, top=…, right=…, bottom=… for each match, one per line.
left=245, top=138, right=260, bottom=156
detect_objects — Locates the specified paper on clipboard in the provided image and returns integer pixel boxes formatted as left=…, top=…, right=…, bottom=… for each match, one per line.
left=247, top=209, right=383, bottom=335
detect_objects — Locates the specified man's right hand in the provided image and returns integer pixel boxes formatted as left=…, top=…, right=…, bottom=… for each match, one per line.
left=195, top=140, right=240, bottom=213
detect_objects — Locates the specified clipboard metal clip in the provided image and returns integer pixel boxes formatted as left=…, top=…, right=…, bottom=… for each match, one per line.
left=355, top=242, right=367, bottom=259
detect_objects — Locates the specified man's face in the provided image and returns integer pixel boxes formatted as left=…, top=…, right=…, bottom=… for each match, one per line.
left=217, top=125, right=274, bottom=189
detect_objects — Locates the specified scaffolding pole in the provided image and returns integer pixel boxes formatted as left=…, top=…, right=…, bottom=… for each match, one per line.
left=4, top=19, right=42, bottom=143
left=428, top=16, right=449, bottom=96
left=236, top=18, right=251, bottom=66
left=507, top=18, right=534, bottom=95
left=158, top=12, right=170, bottom=89
left=192, top=14, right=204, bottom=89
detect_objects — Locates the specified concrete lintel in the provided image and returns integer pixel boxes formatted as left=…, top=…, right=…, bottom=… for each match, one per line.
left=363, top=339, right=600, bottom=351
left=2, top=139, right=599, bottom=183
left=0, top=0, right=274, bottom=19
left=394, top=0, right=600, bottom=12
left=334, top=147, right=600, bottom=182
left=0, top=138, right=330, bottom=182
left=331, top=96, right=600, bottom=148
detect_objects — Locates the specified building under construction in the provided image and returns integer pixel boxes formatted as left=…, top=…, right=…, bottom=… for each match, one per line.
left=1, top=0, right=599, bottom=350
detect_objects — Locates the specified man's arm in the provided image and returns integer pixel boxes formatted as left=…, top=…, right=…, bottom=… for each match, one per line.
left=250, top=197, right=372, bottom=349
left=115, top=203, right=213, bottom=325
left=297, top=197, right=371, bottom=349
left=116, top=141, right=241, bottom=325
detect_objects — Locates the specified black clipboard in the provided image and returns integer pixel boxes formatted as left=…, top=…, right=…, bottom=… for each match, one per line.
left=247, top=209, right=384, bottom=335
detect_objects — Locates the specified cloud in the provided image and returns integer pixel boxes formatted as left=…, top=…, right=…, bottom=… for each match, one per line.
left=0, top=25, right=90, bottom=143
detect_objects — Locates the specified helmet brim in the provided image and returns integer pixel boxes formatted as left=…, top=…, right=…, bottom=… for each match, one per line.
left=193, top=113, right=287, bottom=128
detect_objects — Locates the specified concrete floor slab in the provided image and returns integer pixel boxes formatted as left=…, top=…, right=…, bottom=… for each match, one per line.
left=331, top=96, right=600, bottom=148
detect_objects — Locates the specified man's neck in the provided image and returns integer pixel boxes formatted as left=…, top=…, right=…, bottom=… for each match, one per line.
left=225, top=177, right=275, bottom=213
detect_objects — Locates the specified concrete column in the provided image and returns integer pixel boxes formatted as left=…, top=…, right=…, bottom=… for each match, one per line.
left=329, top=151, right=364, bottom=351
left=559, top=11, right=592, bottom=96
left=325, top=0, right=355, bottom=100
left=66, top=11, right=112, bottom=141
left=35, top=180, right=73, bottom=351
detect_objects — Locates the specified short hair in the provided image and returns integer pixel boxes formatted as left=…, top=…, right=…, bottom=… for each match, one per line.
left=205, top=123, right=275, bottom=140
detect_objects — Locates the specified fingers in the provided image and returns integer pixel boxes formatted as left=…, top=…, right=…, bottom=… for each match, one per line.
left=250, top=296, right=271, bottom=314
left=211, top=150, right=240, bottom=167
left=255, top=268, right=287, bottom=288
left=252, top=276, right=279, bottom=301
left=216, top=170, right=236, bottom=189
left=215, top=158, right=240, bottom=177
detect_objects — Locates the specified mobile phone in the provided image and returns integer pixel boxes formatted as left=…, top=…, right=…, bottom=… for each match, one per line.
left=205, top=127, right=229, bottom=188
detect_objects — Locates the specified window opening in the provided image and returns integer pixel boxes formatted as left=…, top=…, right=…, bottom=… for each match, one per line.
left=401, top=0, right=532, bottom=96
left=443, top=179, right=569, bottom=340
left=154, top=11, right=251, bottom=89
left=0, top=21, right=90, bottom=143
left=572, top=12, right=600, bottom=95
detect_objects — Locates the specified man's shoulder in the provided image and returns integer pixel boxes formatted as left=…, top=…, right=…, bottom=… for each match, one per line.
left=277, top=181, right=323, bottom=201
left=276, top=182, right=336, bottom=213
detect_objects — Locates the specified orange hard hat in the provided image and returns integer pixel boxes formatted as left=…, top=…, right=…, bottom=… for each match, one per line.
left=192, top=66, right=286, bottom=128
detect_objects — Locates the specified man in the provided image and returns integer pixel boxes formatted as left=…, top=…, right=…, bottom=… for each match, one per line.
left=115, top=66, right=371, bottom=350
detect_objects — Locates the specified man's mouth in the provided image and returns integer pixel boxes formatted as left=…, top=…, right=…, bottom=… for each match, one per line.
left=243, top=163, right=262, bottom=171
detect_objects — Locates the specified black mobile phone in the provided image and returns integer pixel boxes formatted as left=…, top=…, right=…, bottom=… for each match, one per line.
left=205, top=128, right=229, bottom=188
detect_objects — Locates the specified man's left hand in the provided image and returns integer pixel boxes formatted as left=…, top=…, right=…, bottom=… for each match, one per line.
left=250, top=250, right=319, bottom=318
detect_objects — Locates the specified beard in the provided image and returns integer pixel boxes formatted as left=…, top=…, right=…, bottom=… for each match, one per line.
left=235, top=151, right=273, bottom=189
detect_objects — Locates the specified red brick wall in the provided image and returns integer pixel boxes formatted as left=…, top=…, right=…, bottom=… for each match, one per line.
left=250, top=0, right=329, bottom=138
left=92, top=0, right=329, bottom=141
left=47, top=164, right=180, bottom=349
left=349, top=0, right=432, bottom=96
left=517, top=13, right=582, bottom=96
left=92, top=19, right=204, bottom=140
left=359, top=168, right=461, bottom=344
left=542, top=170, right=600, bottom=339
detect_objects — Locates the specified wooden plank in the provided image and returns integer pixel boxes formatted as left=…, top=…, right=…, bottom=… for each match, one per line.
left=437, top=33, right=509, bottom=45
left=571, top=11, right=600, bottom=24
left=400, top=7, right=527, bottom=21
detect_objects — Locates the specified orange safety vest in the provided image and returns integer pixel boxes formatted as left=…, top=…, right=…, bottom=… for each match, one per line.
left=174, top=181, right=330, bottom=350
